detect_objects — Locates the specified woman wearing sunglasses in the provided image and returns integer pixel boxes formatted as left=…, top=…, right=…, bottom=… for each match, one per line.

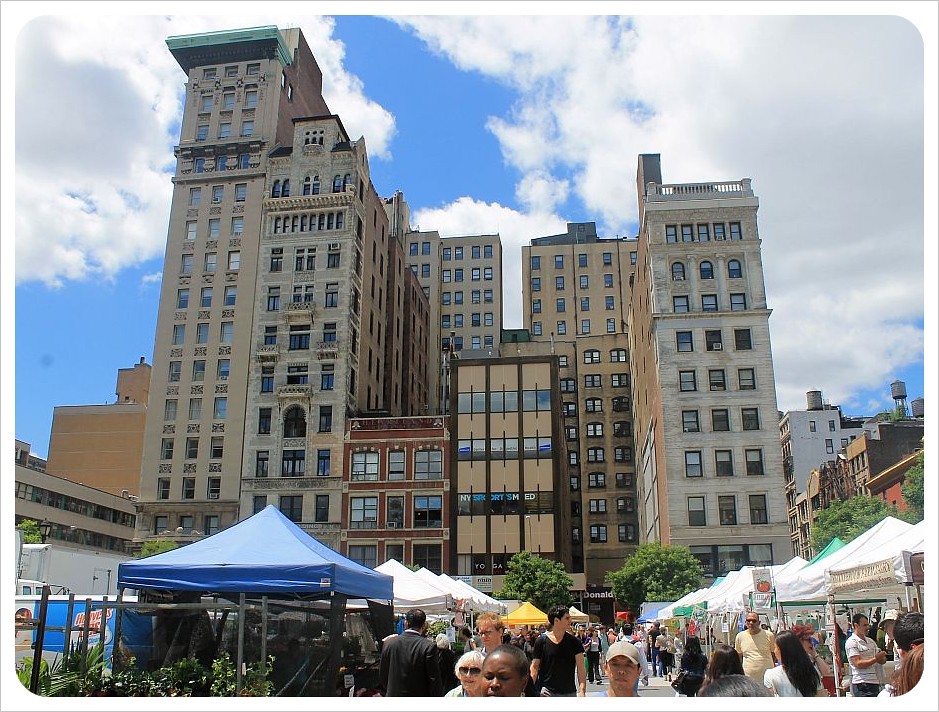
left=445, top=650, right=486, bottom=696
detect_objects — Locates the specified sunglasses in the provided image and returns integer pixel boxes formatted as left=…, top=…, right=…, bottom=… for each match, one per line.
left=458, top=666, right=482, bottom=676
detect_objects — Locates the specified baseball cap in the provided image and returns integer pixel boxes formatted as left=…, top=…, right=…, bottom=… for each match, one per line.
left=606, top=641, right=641, bottom=666
left=882, top=609, right=900, bottom=622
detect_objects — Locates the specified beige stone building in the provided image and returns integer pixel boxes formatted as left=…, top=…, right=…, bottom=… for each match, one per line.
left=520, top=224, right=640, bottom=586
left=136, top=27, right=428, bottom=549
left=629, top=154, right=790, bottom=578
left=45, top=358, right=150, bottom=497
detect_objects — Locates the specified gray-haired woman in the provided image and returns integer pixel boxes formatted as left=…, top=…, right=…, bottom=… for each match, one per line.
left=445, top=649, right=486, bottom=696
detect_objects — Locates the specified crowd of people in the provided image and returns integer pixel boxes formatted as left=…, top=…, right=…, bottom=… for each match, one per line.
left=377, top=606, right=925, bottom=698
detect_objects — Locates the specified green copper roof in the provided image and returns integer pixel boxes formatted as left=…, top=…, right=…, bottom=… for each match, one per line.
left=166, top=26, right=292, bottom=71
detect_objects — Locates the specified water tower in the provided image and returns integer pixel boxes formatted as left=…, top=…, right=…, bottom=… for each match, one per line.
left=890, top=380, right=908, bottom=419
left=806, top=390, right=823, bottom=411
left=911, top=397, right=924, bottom=418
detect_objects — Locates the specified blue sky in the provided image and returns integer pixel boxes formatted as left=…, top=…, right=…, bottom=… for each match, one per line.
left=5, top=8, right=934, bottom=459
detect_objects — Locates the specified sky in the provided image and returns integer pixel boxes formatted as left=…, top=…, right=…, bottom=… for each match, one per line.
left=4, top=4, right=936, bottom=460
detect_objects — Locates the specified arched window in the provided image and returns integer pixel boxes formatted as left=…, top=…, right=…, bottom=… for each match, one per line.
left=312, top=175, right=320, bottom=195
left=291, top=215, right=299, bottom=232
left=699, top=261, right=714, bottom=280
left=342, top=173, right=352, bottom=190
left=273, top=217, right=281, bottom=234
left=282, top=179, right=290, bottom=197
left=327, top=213, right=334, bottom=230
left=283, top=406, right=307, bottom=438
left=336, top=212, right=344, bottom=229
left=302, top=176, right=311, bottom=195
left=271, top=180, right=281, bottom=198
left=727, top=259, right=743, bottom=278
left=300, top=215, right=307, bottom=232
left=332, top=175, right=343, bottom=193
left=671, top=262, right=686, bottom=281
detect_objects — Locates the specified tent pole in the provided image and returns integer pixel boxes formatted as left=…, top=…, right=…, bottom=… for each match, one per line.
left=260, top=596, right=268, bottom=678
left=236, top=593, right=245, bottom=693
left=903, top=583, right=913, bottom=610
left=112, top=589, right=125, bottom=673
left=828, top=593, right=842, bottom=697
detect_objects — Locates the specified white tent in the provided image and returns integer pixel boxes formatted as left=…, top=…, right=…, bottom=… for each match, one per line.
left=437, top=572, right=506, bottom=613
left=707, top=556, right=808, bottom=613
left=774, top=516, right=913, bottom=603
left=826, top=519, right=926, bottom=596
left=657, top=583, right=713, bottom=619
left=375, top=559, right=454, bottom=613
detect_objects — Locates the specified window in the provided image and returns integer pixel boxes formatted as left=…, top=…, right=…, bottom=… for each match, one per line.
left=580, top=296, right=590, bottom=311
left=719, top=496, right=737, bottom=525
left=216, top=358, right=230, bottom=381
left=671, top=262, right=686, bottom=280
left=471, top=268, right=480, bottom=281
left=318, top=405, right=333, bottom=432
left=685, top=451, right=703, bottom=477
left=712, top=409, right=730, bottom=432
left=709, top=369, right=726, bottom=391
left=585, top=397, right=603, bottom=412
left=266, top=286, right=280, bottom=312
left=730, top=293, right=747, bottom=311
left=580, top=319, right=591, bottom=334
left=613, top=421, right=632, bottom=437
left=697, top=224, right=710, bottom=242
left=185, top=221, right=198, bottom=241
left=745, top=449, right=764, bottom=476
left=586, top=422, right=603, bottom=437
left=737, top=368, right=756, bottom=391
left=829, top=419, right=837, bottom=432
left=590, top=525, right=607, bottom=543
left=414, top=495, right=442, bottom=528
left=688, top=497, right=706, bottom=526
left=484, top=267, right=493, bottom=280
left=163, top=398, right=178, bottom=421
left=676, top=330, right=694, bottom=352
left=587, top=472, right=606, bottom=489
left=734, top=328, right=752, bottom=350
left=729, top=222, right=742, bottom=240
left=320, top=365, right=334, bottom=391
left=727, top=259, right=743, bottom=278
left=673, top=295, right=690, bottom=313
left=455, top=268, right=464, bottom=282
left=705, top=330, right=723, bottom=351
left=220, top=321, right=233, bottom=344
left=192, top=360, right=206, bottom=382
left=231, top=216, right=244, bottom=235
left=351, top=452, right=379, bottom=481
left=699, top=261, right=714, bottom=280
left=679, top=370, right=697, bottom=392
left=584, top=349, right=600, bottom=364
left=256, top=451, right=269, bottom=477
left=240, top=120, right=254, bottom=137
left=584, top=374, right=602, bottom=388
left=217, top=121, right=232, bottom=140
left=555, top=276, right=565, bottom=290
left=234, top=183, right=247, bottom=202
left=207, top=218, right=221, bottom=238
left=681, top=225, right=694, bottom=242
left=203, top=252, right=217, bottom=273
left=258, top=407, right=272, bottom=434
left=283, top=406, right=307, bottom=438
left=554, top=254, right=564, bottom=268
left=666, top=225, right=678, bottom=243
left=322, top=322, right=336, bottom=342
left=213, top=397, right=227, bottom=419
left=579, top=275, right=589, bottom=290
left=316, top=449, right=331, bottom=477
left=809, top=420, right=817, bottom=433
left=172, top=324, right=186, bottom=345
left=221, top=285, right=236, bottom=306
left=196, top=124, right=208, bottom=141
left=701, top=294, right=718, bottom=312
left=227, top=251, right=240, bottom=271
left=210, top=436, right=224, bottom=459
left=180, top=254, right=193, bottom=275
left=531, top=277, right=541, bottom=292
left=310, top=494, right=329, bottom=523
left=415, top=449, right=443, bottom=479
left=178, top=476, right=195, bottom=499
left=185, top=397, right=201, bottom=420
left=587, top=447, right=605, bottom=463
left=167, top=361, right=182, bottom=383
left=589, top=498, right=607, bottom=513
left=279, top=495, right=303, bottom=523
left=716, top=450, right=734, bottom=476
left=245, top=88, right=258, bottom=108
left=677, top=410, right=698, bottom=433
left=160, top=437, right=174, bottom=460
left=237, top=153, right=249, bottom=169
left=282, top=449, right=306, bottom=477
left=749, top=495, right=768, bottom=524
left=741, top=408, right=760, bottom=431
left=825, top=438, right=834, bottom=454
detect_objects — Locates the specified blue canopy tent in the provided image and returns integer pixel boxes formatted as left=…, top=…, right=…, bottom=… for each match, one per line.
left=115, top=506, right=394, bottom=695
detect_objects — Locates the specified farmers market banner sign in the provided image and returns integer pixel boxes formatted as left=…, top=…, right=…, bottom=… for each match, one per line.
left=829, top=558, right=894, bottom=593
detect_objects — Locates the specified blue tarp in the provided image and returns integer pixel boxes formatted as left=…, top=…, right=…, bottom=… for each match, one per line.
left=117, top=505, right=393, bottom=600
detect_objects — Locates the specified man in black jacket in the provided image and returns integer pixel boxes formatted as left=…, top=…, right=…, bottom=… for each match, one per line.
left=379, top=608, right=443, bottom=696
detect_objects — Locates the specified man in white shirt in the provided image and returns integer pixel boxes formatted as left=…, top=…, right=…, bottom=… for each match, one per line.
left=845, top=613, right=886, bottom=697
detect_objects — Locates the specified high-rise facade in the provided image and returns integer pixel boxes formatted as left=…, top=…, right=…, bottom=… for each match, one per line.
left=629, top=154, right=790, bottom=579
left=521, top=223, right=640, bottom=586
left=136, top=27, right=427, bottom=548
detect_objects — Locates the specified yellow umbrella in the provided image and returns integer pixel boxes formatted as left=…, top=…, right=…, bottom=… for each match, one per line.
left=503, top=601, right=548, bottom=627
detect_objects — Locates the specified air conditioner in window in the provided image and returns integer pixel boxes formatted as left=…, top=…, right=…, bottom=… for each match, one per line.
left=387, top=521, right=400, bottom=529
left=208, top=493, right=219, bottom=499
left=712, top=343, right=723, bottom=351
left=211, top=198, right=222, bottom=203
left=328, top=242, right=341, bottom=251
left=673, top=275, right=685, bottom=281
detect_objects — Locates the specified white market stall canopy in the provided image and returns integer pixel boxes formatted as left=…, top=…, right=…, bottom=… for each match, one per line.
left=375, top=559, right=454, bottom=613
left=774, top=516, right=913, bottom=603
left=827, top=519, right=925, bottom=594
left=706, top=556, right=807, bottom=614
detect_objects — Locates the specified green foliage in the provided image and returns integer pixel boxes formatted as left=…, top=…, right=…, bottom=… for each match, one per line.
left=17, top=643, right=107, bottom=696
left=900, top=451, right=924, bottom=522
left=17, top=519, right=42, bottom=544
left=426, top=620, right=450, bottom=639
left=136, top=539, right=178, bottom=558
left=210, top=653, right=273, bottom=697
left=810, top=496, right=898, bottom=552
left=605, top=543, right=702, bottom=613
left=493, top=551, right=575, bottom=611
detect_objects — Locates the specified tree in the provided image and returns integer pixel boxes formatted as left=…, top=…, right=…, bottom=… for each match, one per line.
left=493, top=551, right=575, bottom=612
left=810, top=496, right=897, bottom=552
left=17, top=519, right=42, bottom=544
left=136, top=539, right=178, bottom=558
left=605, top=543, right=702, bottom=613
left=900, top=451, right=924, bottom=522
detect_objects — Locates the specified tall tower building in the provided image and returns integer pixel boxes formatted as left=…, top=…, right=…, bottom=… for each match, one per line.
left=136, top=26, right=427, bottom=548
left=629, top=154, right=790, bottom=578
left=521, top=223, right=640, bottom=587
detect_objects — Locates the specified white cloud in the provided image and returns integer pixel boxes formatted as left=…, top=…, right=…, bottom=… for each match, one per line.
left=396, top=13, right=929, bottom=412
left=13, top=13, right=395, bottom=287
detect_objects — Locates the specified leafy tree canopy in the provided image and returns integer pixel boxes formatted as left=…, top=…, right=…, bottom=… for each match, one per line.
left=136, top=539, right=178, bottom=558
left=494, top=551, right=574, bottom=612
left=810, top=496, right=898, bottom=552
left=17, top=519, right=42, bottom=544
left=900, top=450, right=924, bottom=523
left=605, top=543, right=702, bottom=613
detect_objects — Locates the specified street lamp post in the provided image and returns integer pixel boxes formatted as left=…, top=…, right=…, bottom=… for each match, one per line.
left=38, top=519, right=52, bottom=544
